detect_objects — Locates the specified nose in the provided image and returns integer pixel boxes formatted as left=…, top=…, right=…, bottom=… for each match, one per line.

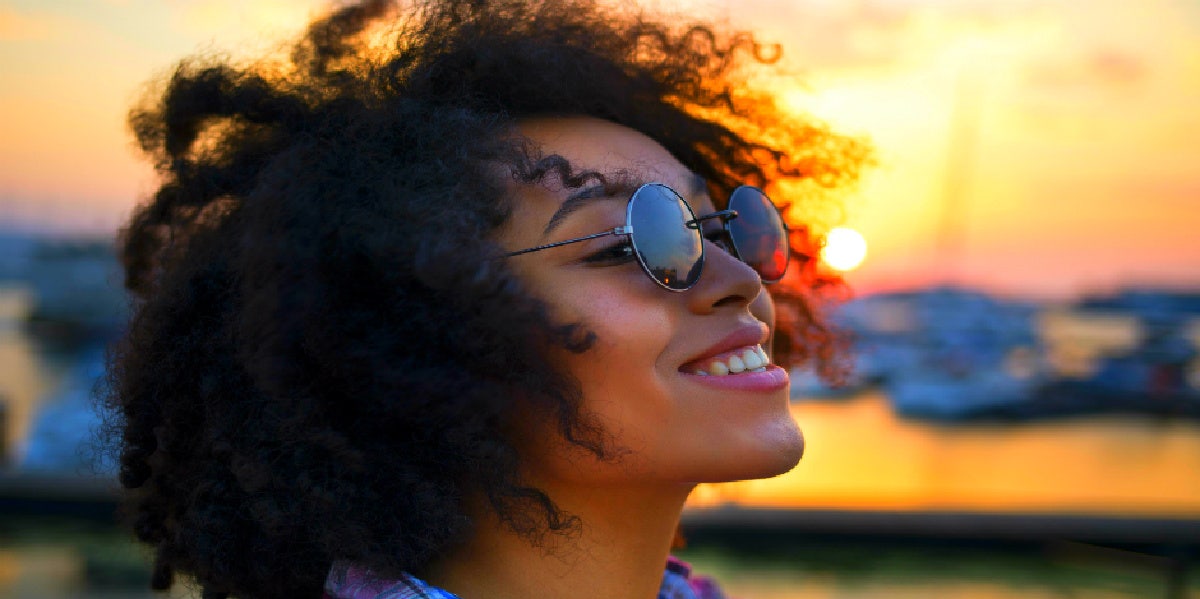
left=686, top=240, right=763, bottom=314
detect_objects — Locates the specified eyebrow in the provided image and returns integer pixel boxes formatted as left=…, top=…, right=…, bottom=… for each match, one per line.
left=540, top=173, right=710, bottom=237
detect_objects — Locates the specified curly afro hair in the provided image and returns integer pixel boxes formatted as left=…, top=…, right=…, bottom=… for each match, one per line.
left=104, top=0, right=869, bottom=597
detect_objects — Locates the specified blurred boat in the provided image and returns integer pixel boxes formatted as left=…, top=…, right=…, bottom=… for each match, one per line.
left=807, top=286, right=1049, bottom=419
left=880, top=287, right=1047, bottom=419
left=790, top=351, right=885, bottom=399
left=890, top=362, right=1041, bottom=419
left=22, top=237, right=126, bottom=338
left=1028, top=291, right=1200, bottom=419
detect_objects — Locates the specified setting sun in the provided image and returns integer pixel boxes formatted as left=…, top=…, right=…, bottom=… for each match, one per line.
left=821, top=227, right=868, bottom=272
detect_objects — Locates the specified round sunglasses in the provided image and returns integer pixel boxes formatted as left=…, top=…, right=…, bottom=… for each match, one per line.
left=506, top=183, right=789, bottom=291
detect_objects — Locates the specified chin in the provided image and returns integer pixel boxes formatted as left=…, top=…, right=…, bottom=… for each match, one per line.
left=704, top=420, right=805, bottom=483
left=756, top=408, right=805, bottom=474
left=750, top=427, right=805, bottom=480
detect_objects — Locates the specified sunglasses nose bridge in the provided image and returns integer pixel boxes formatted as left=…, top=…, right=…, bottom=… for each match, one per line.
left=629, top=184, right=788, bottom=290
left=685, top=209, right=738, bottom=230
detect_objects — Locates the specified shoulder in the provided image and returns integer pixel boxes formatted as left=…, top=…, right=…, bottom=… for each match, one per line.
left=324, top=562, right=461, bottom=599
left=325, top=557, right=728, bottom=599
left=660, top=556, right=729, bottom=599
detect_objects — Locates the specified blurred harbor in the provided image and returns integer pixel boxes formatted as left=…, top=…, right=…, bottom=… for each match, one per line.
left=1, top=231, right=1198, bottom=597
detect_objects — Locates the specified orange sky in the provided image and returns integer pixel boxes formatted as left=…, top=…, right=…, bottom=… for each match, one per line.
left=1, top=0, right=1198, bottom=298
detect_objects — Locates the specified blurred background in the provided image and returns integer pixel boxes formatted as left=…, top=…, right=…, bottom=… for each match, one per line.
left=1, top=0, right=1198, bottom=597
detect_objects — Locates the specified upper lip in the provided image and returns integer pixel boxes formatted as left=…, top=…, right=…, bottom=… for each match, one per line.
left=681, top=322, right=770, bottom=369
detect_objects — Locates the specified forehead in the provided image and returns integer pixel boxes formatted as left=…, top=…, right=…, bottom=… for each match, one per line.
left=501, top=117, right=711, bottom=246
left=517, top=116, right=687, bottom=181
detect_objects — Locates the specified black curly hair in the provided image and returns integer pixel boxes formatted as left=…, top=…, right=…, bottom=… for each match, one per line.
left=104, top=1, right=868, bottom=597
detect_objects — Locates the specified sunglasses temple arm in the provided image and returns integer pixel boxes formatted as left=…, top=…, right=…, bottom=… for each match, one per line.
left=505, top=226, right=631, bottom=257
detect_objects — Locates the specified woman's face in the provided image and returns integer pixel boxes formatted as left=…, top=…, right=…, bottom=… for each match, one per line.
left=499, top=117, right=803, bottom=489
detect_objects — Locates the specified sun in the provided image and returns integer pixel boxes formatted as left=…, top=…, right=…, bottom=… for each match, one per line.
left=821, top=227, right=868, bottom=271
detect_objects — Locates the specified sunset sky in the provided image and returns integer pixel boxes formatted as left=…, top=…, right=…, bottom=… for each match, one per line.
left=1, top=0, right=1198, bottom=298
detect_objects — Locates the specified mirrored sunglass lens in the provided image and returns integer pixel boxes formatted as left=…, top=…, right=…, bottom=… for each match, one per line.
left=727, top=186, right=789, bottom=282
left=629, top=184, right=702, bottom=290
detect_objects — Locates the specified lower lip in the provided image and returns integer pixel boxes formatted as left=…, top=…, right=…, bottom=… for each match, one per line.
left=680, top=364, right=789, bottom=392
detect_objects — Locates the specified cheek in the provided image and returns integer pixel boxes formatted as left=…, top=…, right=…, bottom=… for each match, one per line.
left=530, top=278, right=681, bottom=467
left=558, top=282, right=675, bottom=414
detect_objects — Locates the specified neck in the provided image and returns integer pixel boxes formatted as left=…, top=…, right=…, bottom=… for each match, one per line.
left=426, top=483, right=693, bottom=599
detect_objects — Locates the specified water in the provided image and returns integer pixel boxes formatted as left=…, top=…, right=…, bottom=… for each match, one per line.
left=688, top=392, right=1200, bottom=516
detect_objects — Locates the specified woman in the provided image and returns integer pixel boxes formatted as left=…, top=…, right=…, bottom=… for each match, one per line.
left=105, top=1, right=866, bottom=598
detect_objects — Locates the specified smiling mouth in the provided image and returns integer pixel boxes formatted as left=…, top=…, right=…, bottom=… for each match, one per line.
left=681, top=344, right=771, bottom=376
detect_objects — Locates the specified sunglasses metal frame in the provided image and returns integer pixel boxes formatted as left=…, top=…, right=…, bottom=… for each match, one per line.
left=505, top=183, right=788, bottom=292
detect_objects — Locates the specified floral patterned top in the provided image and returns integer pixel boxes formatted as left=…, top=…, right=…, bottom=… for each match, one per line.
left=323, top=556, right=727, bottom=599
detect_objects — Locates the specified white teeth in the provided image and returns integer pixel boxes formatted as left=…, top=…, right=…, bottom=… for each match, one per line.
left=691, top=344, right=772, bottom=376
left=727, top=354, right=746, bottom=373
left=742, top=348, right=764, bottom=369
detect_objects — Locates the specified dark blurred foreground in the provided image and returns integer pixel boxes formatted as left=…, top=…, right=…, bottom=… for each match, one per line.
left=2, top=507, right=1198, bottom=598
